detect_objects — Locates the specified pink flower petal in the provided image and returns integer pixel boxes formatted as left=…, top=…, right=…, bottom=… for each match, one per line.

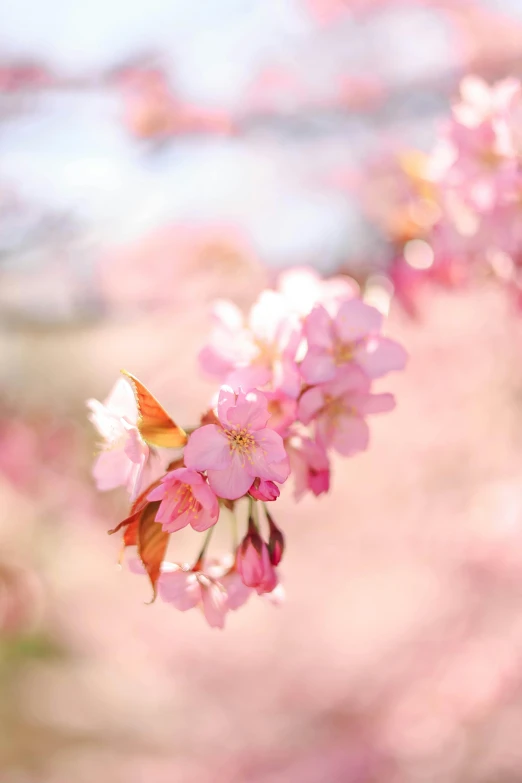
left=168, top=467, right=204, bottom=487
left=159, top=571, right=200, bottom=611
left=225, top=365, right=271, bottom=393
left=104, top=377, right=139, bottom=423
left=155, top=492, right=184, bottom=525
left=87, top=400, right=125, bottom=441
left=249, top=290, right=288, bottom=343
left=356, top=337, right=408, bottom=379
left=216, top=386, right=237, bottom=425
left=212, top=299, right=243, bottom=331
left=265, top=455, right=290, bottom=484
left=184, top=425, right=231, bottom=471
left=331, top=415, right=370, bottom=457
left=207, top=453, right=255, bottom=500
left=297, top=386, right=325, bottom=425
left=353, top=392, right=396, bottom=415
left=123, top=427, right=148, bottom=464
left=147, top=483, right=166, bottom=502
left=222, top=571, right=251, bottom=610
left=201, top=581, right=228, bottom=628
left=198, top=345, right=234, bottom=378
left=226, top=390, right=270, bottom=431
left=191, top=480, right=219, bottom=516
left=323, top=364, right=370, bottom=397
left=92, top=449, right=132, bottom=491
left=273, top=356, right=301, bottom=398
left=248, top=429, right=288, bottom=479
left=300, top=346, right=337, bottom=384
left=190, top=506, right=217, bottom=532
left=334, top=299, right=383, bottom=342
left=304, top=305, right=333, bottom=349
left=163, top=508, right=192, bottom=532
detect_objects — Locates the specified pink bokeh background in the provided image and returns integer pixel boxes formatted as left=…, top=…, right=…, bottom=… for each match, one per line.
left=3, top=1, right=522, bottom=781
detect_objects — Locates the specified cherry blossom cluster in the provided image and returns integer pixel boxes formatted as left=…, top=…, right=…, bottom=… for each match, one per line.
left=376, top=77, right=522, bottom=313
left=88, top=268, right=407, bottom=628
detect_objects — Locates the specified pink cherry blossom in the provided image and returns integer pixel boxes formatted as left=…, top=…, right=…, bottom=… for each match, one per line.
left=264, top=390, right=298, bottom=437
left=198, top=299, right=260, bottom=381
left=285, top=434, right=331, bottom=501
left=300, top=301, right=407, bottom=385
left=147, top=468, right=219, bottom=533
left=276, top=266, right=358, bottom=318
left=87, top=378, right=157, bottom=501
left=158, top=564, right=228, bottom=628
left=297, top=367, right=395, bottom=457
left=206, top=557, right=252, bottom=611
left=430, top=77, right=522, bottom=222
left=184, top=387, right=290, bottom=500
left=158, top=557, right=251, bottom=628
left=199, top=292, right=302, bottom=398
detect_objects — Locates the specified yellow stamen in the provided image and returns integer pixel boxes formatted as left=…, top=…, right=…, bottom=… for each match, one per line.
left=224, top=426, right=256, bottom=465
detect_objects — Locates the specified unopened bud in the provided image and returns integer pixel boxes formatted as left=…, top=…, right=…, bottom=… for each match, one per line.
left=266, top=511, right=285, bottom=566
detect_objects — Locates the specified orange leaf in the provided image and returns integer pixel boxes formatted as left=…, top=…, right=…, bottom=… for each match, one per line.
left=108, top=475, right=162, bottom=536
left=137, top=500, right=169, bottom=602
left=121, top=370, right=188, bottom=449
left=123, top=517, right=139, bottom=548
left=108, top=510, right=141, bottom=536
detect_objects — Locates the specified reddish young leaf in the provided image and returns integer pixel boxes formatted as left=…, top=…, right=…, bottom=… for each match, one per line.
left=123, top=517, right=139, bottom=548
left=108, top=510, right=141, bottom=536
left=137, top=500, right=169, bottom=602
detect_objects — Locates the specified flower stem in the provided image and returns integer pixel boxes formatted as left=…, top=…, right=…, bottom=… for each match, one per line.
left=248, top=496, right=259, bottom=532
left=230, top=508, right=239, bottom=551
left=193, top=525, right=215, bottom=571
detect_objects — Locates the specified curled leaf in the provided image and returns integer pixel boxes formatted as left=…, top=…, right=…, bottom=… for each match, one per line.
left=121, top=370, right=188, bottom=449
left=137, top=501, right=169, bottom=602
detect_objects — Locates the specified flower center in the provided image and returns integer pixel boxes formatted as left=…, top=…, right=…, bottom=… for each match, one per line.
left=323, top=395, right=347, bottom=419
left=253, top=338, right=277, bottom=366
left=174, top=484, right=199, bottom=517
left=225, top=427, right=255, bottom=458
left=268, top=399, right=283, bottom=418
left=480, top=148, right=502, bottom=169
left=333, top=340, right=354, bottom=366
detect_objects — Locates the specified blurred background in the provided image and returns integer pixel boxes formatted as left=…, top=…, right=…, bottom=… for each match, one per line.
left=3, top=1, right=522, bottom=781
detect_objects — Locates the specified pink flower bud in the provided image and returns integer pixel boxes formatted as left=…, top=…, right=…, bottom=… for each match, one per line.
left=248, top=478, right=280, bottom=502
left=256, top=545, right=278, bottom=594
left=309, top=467, right=330, bottom=497
left=236, top=522, right=277, bottom=591
left=266, top=511, right=285, bottom=566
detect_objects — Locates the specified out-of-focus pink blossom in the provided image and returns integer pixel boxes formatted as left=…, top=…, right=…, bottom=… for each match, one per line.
left=147, top=468, right=219, bottom=533
left=87, top=379, right=157, bottom=501
left=184, top=387, right=290, bottom=500
left=158, top=564, right=228, bottom=629
left=199, top=291, right=301, bottom=397
left=276, top=266, right=358, bottom=318
left=0, top=562, right=43, bottom=637
left=264, top=390, right=298, bottom=437
left=120, top=67, right=234, bottom=141
left=298, top=367, right=395, bottom=457
left=286, top=433, right=331, bottom=500
left=158, top=557, right=251, bottom=629
left=301, top=301, right=407, bottom=384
